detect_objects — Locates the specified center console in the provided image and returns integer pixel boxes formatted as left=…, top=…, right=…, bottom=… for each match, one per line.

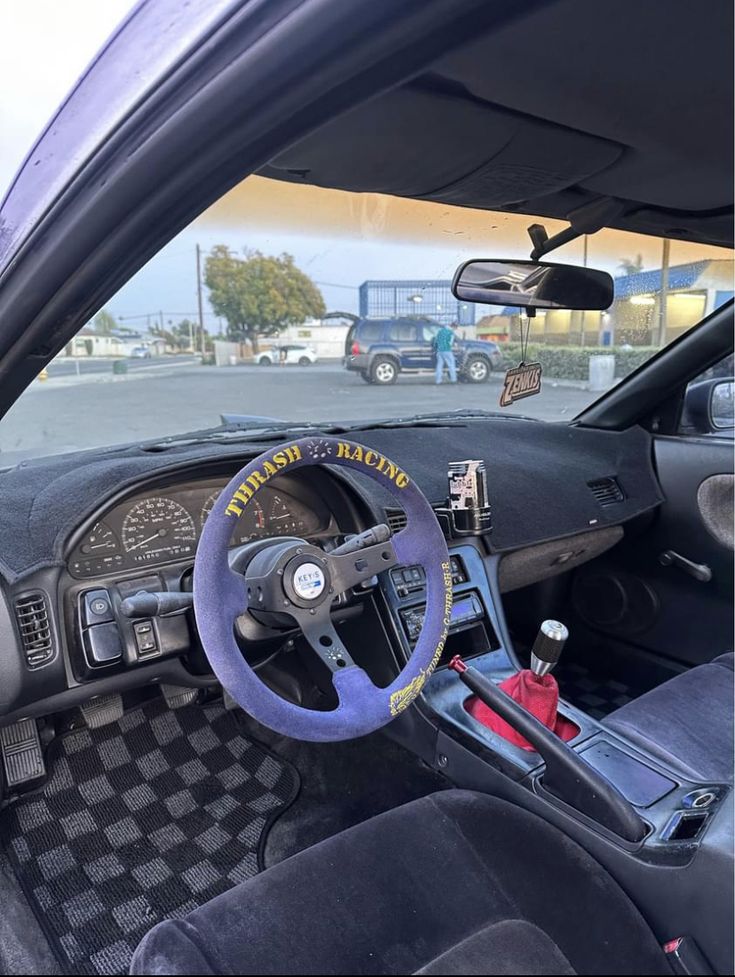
left=379, top=457, right=732, bottom=975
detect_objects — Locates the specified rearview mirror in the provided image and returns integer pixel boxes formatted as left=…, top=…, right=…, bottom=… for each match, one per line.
left=452, top=259, right=614, bottom=311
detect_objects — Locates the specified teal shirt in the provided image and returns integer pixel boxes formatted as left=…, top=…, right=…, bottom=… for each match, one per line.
left=434, top=326, right=455, bottom=352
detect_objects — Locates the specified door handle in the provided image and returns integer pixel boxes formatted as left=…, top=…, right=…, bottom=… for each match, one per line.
left=659, top=550, right=712, bottom=583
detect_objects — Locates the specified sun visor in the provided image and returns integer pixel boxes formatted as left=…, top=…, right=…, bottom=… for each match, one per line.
left=263, top=87, right=622, bottom=207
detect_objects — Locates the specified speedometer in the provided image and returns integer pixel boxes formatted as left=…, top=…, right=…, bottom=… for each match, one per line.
left=121, top=497, right=197, bottom=563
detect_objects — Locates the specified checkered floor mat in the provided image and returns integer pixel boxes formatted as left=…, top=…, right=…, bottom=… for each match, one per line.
left=1, top=697, right=299, bottom=976
left=555, top=662, right=640, bottom=719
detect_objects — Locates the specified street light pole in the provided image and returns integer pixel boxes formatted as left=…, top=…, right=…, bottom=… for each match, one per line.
left=658, top=239, right=670, bottom=347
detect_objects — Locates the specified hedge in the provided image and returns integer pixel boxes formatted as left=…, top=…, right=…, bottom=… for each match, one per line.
left=495, top=343, right=658, bottom=382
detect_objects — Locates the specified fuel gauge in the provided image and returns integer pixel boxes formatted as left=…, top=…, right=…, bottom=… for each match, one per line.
left=79, top=521, right=119, bottom=555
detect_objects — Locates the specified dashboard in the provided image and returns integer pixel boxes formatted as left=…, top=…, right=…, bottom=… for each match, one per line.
left=0, top=418, right=661, bottom=726
left=67, top=478, right=333, bottom=578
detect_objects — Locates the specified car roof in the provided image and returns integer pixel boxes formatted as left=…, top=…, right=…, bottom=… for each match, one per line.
left=259, top=0, right=733, bottom=249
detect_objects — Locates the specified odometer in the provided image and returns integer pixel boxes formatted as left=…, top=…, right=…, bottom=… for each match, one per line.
left=121, top=497, right=197, bottom=563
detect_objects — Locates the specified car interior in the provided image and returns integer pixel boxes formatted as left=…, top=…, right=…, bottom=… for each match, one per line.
left=0, top=1, right=732, bottom=975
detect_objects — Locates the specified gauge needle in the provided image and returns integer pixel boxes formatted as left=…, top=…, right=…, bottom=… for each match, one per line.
left=127, top=530, right=165, bottom=552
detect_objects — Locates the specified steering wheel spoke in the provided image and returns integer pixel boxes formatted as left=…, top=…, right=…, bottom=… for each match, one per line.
left=328, top=525, right=398, bottom=592
left=296, top=605, right=356, bottom=673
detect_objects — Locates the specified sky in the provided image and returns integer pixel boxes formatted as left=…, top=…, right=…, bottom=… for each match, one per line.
left=1, top=1, right=731, bottom=328
left=0, top=1, right=134, bottom=193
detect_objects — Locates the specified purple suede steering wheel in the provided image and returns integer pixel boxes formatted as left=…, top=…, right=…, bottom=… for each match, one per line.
left=194, top=436, right=452, bottom=741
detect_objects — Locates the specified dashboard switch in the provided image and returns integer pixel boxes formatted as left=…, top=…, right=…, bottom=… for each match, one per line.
left=82, top=589, right=114, bottom=626
left=133, top=620, right=158, bottom=657
left=84, top=623, right=123, bottom=665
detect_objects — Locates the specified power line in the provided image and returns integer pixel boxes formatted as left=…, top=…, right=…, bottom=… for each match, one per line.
left=314, top=281, right=359, bottom=290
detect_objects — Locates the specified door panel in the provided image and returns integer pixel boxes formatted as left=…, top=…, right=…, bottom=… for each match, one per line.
left=574, top=437, right=733, bottom=669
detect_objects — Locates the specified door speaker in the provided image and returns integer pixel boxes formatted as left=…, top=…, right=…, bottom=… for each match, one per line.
left=572, top=571, right=659, bottom=635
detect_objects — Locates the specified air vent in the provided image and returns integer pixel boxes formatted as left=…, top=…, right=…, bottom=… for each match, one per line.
left=14, top=593, right=54, bottom=668
left=588, top=477, right=625, bottom=507
left=385, top=508, right=408, bottom=534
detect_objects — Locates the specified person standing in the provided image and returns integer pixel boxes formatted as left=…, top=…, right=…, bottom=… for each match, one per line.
left=434, top=321, right=457, bottom=384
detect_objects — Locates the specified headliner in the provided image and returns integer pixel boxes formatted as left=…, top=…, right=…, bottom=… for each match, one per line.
left=259, top=0, right=734, bottom=249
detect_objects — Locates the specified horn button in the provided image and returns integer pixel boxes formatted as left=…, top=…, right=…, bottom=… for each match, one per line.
left=243, top=541, right=332, bottom=613
left=283, top=554, right=331, bottom=607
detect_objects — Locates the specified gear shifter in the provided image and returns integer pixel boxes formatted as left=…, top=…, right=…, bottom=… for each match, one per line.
left=530, top=620, right=569, bottom=676
left=463, top=619, right=577, bottom=749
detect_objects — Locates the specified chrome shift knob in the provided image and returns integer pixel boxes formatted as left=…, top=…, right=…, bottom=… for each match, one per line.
left=531, top=620, right=569, bottom=676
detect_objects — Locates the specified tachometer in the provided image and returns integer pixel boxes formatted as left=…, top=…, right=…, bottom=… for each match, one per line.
left=122, top=497, right=197, bottom=563
left=268, top=493, right=308, bottom=536
left=201, top=490, right=266, bottom=544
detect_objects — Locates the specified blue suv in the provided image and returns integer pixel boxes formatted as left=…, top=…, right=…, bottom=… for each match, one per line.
left=344, top=318, right=501, bottom=385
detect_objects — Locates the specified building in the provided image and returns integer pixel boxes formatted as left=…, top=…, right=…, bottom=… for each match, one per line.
left=359, top=280, right=475, bottom=327
left=476, top=259, right=733, bottom=348
left=276, top=319, right=350, bottom=358
left=66, top=329, right=171, bottom=356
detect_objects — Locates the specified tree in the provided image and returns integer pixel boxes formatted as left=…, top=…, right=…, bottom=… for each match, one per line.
left=204, top=246, right=325, bottom=352
left=618, top=254, right=644, bottom=276
left=93, top=308, right=117, bottom=335
left=173, top=319, right=201, bottom=351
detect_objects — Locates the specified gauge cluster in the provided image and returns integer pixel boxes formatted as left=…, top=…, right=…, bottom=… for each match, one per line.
left=68, top=479, right=330, bottom=578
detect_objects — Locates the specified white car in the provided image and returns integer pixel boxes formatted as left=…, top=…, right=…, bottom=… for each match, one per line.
left=255, top=344, right=317, bottom=366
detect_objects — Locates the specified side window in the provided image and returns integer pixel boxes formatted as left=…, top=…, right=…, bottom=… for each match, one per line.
left=387, top=322, right=417, bottom=342
left=359, top=323, right=385, bottom=342
left=680, top=353, right=734, bottom=437
left=421, top=324, right=441, bottom=343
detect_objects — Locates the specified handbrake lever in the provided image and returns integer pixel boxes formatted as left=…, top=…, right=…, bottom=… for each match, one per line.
left=448, top=656, right=647, bottom=843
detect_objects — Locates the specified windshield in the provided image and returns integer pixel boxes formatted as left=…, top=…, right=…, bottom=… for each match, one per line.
left=1, top=175, right=732, bottom=465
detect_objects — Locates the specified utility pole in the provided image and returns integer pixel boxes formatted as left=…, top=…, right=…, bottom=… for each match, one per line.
left=657, top=239, right=670, bottom=347
left=581, top=234, right=589, bottom=345
left=196, top=244, right=205, bottom=353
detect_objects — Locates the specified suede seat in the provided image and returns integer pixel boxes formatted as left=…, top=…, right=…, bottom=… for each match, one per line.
left=604, top=653, right=734, bottom=784
left=131, top=790, right=669, bottom=976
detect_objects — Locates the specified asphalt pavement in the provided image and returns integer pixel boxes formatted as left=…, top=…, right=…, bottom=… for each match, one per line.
left=1, top=359, right=596, bottom=467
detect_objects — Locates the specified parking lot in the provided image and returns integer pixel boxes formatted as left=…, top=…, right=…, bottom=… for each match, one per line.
left=0, top=360, right=594, bottom=466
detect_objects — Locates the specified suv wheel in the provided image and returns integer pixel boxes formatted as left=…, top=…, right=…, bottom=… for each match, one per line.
left=371, top=357, right=398, bottom=384
left=464, top=355, right=490, bottom=383
left=298, top=356, right=311, bottom=366
left=259, top=355, right=272, bottom=366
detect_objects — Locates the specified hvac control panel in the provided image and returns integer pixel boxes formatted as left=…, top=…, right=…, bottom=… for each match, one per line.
left=389, top=555, right=467, bottom=598
left=388, top=553, right=498, bottom=660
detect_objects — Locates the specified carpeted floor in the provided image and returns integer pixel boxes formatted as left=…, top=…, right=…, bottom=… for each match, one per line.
left=554, top=660, right=641, bottom=719
left=1, top=697, right=299, bottom=976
